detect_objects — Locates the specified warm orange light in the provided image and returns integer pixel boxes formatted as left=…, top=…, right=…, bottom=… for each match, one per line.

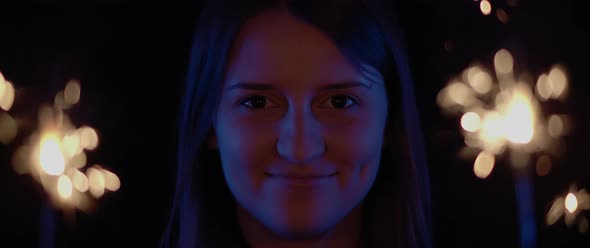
left=102, top=168, right=121, bottom=192
left=88, top=167, right=105, bottom=198
left=480, top=0, right=492, bottom=16
left=494, top=49, right=514, bottom=75
left=79, top=126, right=99, bottom=151
left=496, top=9, right=509, bottom=24
left=535, top=155, right=551, bottom=176
left=71, top=169, right=89, bottom=192
left=461, top=112, right=481, bottom=132
left=57, top=174, right=73, bottom=199
left=474, top=151, right=495, bottom=179
left=39, top=132, right=66, bottom=176
left=64, top=80, right=81, bottom=105
left=503, top=86, right=535, bottom=144
left=0, top=80, right=15, bottom=111
left=565, top=193, right=578, bottom=214
left=548, top=65, right=568, bottom=99
left=467, top=67, right=493, bottom=94
left=0, top=112, right=17, bottom=144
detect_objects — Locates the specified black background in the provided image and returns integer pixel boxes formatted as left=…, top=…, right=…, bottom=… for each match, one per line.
left=1, top=1, right=589, bottom=247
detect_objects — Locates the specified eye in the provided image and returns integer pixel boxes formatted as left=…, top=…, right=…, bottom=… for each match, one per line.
left=321, top=94, right=359, bottom=109
left=239, top=95, right=274, bottom=109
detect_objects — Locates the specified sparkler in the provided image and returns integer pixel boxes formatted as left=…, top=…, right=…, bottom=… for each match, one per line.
left=437, top=48, right=585, bottom=247
left=546, top=185, right=590, bottom=233
left=0, top=71, right=121, bottom=248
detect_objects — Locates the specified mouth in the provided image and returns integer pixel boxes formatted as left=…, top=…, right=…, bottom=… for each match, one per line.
left=264, top=172, right=339, bottom=178
left=264, top=172, right=339, bottom=187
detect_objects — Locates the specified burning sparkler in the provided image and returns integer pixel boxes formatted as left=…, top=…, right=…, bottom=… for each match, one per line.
left=546, top=185, right=590, bottom=233
left=437, top=49, right=569, bottom=178
left=437, top=48, right=586, bottom=247
left=1, top=71, right=121, bottom=247
left=8, top=79, right=121, bottom=210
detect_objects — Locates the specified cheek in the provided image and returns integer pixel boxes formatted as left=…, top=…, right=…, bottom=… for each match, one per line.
left=215, top=114, right=276, bottom=192
left=325, top=120, right=385, bottom=188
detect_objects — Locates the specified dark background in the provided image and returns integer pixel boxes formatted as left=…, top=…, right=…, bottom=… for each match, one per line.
left=1, top=0, right=589, bottom=247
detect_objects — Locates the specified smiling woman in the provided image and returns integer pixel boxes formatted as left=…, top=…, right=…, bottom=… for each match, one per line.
left=161, top=0, right=432, bottom=247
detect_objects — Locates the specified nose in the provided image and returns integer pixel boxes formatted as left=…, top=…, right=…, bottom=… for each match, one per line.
left=276, top=107, right=325, bottom=164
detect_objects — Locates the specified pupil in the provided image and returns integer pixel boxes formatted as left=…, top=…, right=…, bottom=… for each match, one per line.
left=332, top=96, right=348, bottom=108
left=251, top=97, right=266, bottom=108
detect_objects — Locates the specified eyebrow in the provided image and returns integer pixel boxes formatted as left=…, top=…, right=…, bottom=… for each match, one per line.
left=225, top=81, right=371, bottom=91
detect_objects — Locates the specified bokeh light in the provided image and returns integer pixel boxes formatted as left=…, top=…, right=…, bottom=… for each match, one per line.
left=1, top=76, right=121, bottom=210
left=496, top=8, right=509, bottom=24
left=57, top=174, right=73, bottom=199
left=474, top=151, right=495, bottom=179
left=64, top=80, right=81, bottom=105
left=494, top=49, right=514, bottom=75
left=480, top=0, right=492, bottom=16
left=79, top=126, right=99, bottom=151
left=39, top=132, right=66, bottom=176
left=70, top=169, right=89, bottom=192
left=461, top=112, right=481, bottom=132
left=0, top=79, right=15, bottom=111
left=0, top=112, right=18, bottom=144
left=535, top=155, right=551, bottom=176
left=101, top=168, right=121, bottom=192
left=87, top=166, right=105, bottom=198
left=565, top=193, right=578, bottom=214
left=548, top=65, right=568, bottom=99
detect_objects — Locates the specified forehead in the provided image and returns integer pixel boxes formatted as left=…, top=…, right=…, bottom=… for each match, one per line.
left=224, top=10, right=363, bottom=89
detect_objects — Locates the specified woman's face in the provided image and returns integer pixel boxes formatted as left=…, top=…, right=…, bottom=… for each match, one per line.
left=212, top=10, right=389, bottom=238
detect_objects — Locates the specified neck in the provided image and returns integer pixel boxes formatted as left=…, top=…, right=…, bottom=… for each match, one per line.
left=237, top=204, right=364, bottom=248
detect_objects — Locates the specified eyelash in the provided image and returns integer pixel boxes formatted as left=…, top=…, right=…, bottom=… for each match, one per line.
left=238, top=94, right=359, bottom=110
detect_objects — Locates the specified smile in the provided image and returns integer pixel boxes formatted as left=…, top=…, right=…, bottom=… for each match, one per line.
left=264, top=172, right=339, bottom=187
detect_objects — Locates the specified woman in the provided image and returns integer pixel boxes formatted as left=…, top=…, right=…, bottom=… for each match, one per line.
left=162, top=0, right=432, bottom=247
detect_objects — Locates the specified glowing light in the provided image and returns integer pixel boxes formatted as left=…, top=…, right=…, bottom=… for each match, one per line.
left=0, top=112, right=18, bottom=144
left=547, top=65, right=568, bottom=99
left=494, top=49, right=514, bottom=75
left=39, top=133, right=66, bottom=176
left=0, top=73, right=5, bottom=99
left=480, top=112, right=505, bottom=144
left=57, top=174, right=73, bottom=199
left=64, top=80, right=81, bottom=105
left=535, top=74, right=552, bottom=100
left=496, top=9, right=509, bottom=24
left=565, top=193, right=578, bottom=214
left=70, top=151, right=87, bottom=169
left=535, top=155, right=551, bottom=176
left=474, top=151, right=495, bottom=179
left=467, top=67, right=493, bottom=94
left=546, top=188, right=590, bottom=229
left=503, top=87, right=535, bottom=144
left=54, top=90, right=66, bottom=109
left=0, top=80, right=15, bottom=111
left=61, top=132, right=81, bottom=157
left=548, top=115, right=564, bottom=137
left=448, top=81, right=475, bottom=106
left=88, top=167, right=105, bottom=198
left=101, top=168, right=121, bottom=192
left=71, top=169, right=89, bottom=192
left=461, top=112, right=481, bottom=132
left=79, top=126, right=99, bottom=150
left=480, top=0, right=492, bottom=16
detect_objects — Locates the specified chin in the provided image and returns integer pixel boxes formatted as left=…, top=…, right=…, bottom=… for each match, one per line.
left=264, top=209, right=339, bottom=239
left=271, top=223, right=329, bottom=240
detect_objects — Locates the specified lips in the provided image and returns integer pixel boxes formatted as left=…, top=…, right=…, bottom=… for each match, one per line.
left=264, top=172, right=338, bottom=178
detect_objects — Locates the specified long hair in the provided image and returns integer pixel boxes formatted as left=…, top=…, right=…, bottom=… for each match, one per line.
left=162, top=0, right=432, bottom=247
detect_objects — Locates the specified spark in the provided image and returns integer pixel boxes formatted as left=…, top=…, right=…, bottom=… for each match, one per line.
left=0, top=74, right=121, bottom=210
left=437, top=48, right=570, bottom=178
left=546, top=186, right=590, bottom=233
